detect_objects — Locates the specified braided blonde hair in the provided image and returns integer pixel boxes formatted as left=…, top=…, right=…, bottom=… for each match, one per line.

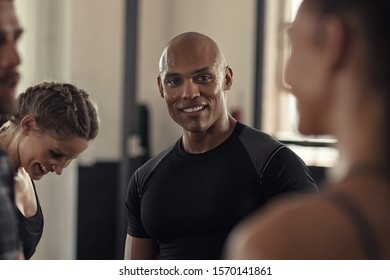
left=2, top=81, right=99, bottom=140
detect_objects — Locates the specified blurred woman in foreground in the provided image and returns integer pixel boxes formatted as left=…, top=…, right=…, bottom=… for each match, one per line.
left=225, top=0, right=390, bottom=259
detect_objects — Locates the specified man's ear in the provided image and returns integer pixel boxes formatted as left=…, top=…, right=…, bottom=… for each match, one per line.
left=157, top=75, right=165, bottom=98
left=224, top=66, right=233, bottom=90
left=321, top=16, right=348, bottom=71
left=20, top=115, right=37, bottom=135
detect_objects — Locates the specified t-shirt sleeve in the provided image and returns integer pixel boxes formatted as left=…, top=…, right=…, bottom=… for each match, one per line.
left=261, top=146, right=319, bottom=200
left=125, top=172, right=150, bottom=238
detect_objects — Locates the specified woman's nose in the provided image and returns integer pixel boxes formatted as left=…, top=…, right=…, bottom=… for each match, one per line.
left=52, top=159, right=71, bottom=175
left=53, top=165, right=64, bottom=175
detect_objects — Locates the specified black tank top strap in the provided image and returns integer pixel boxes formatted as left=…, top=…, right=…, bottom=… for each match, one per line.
left=17, top=180, right=44, bottom=259
left=329, top=192, right=384, bottom=259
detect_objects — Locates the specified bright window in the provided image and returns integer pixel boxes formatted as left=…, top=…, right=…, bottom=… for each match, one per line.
left=263, top=0, right=338, bottom=167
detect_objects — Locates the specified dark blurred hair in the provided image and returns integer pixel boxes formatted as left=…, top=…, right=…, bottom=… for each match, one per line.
left=303, top=0, right=390, bottom=91
left=303, top=0, right=390, bottom=166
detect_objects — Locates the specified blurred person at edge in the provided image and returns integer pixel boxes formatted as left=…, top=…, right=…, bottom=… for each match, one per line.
left=0, top=0, right=24, bottom=260
left=225, top=0, right=390, bottom=260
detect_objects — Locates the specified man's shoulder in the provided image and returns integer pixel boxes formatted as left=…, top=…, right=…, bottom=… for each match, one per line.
left=134, top=143, right=176, bottom=180
left=237, top=123, right=284, bottom=153
left=142, top=143, right=175, bottom=167
left=239, top=123, right=280, bottom=141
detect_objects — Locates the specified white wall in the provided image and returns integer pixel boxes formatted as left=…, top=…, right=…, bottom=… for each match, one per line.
left=14, top=0, right=257, bottom=259
left=70, top=0, right=125, bottom=164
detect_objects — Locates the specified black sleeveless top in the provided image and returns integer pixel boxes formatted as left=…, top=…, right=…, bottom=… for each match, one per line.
left=17, top=180, right=44, bottom=259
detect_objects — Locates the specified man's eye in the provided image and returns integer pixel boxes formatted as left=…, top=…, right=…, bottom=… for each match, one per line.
left=195, top=74, right=212, bottom=83
left=14, top=30, right=23, bottom=42
left=167, top=79, right=180, bottom=87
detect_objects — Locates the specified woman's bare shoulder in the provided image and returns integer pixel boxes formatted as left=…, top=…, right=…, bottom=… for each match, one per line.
left=224, top=192, right=357, bottom=259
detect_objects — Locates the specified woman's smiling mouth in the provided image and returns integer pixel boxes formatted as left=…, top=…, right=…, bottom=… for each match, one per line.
left=39, top=164, right=49, bottom=174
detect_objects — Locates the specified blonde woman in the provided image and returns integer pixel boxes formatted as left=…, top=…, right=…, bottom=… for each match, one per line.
left=0, top=81, right=99, bottom=259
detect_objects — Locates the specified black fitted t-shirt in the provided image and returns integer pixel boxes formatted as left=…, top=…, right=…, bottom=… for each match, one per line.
left=126, top=122, right=318, bottom=259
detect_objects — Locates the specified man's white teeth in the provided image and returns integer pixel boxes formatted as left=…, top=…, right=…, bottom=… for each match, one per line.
left=183, top=106, right=204, bottom=113
left=40, top=164, right=49, bottom=174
